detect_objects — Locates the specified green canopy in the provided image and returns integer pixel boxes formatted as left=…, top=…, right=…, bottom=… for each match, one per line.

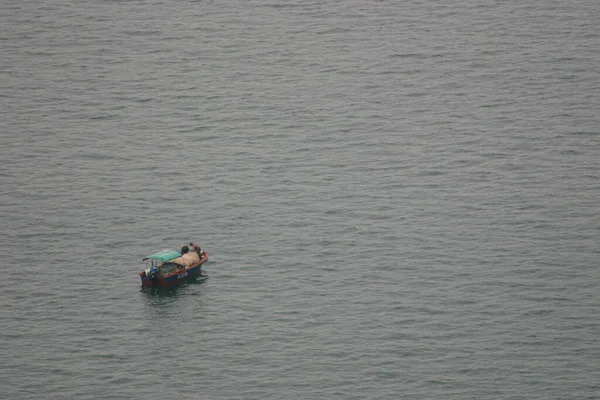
left=143, top=249, right=181, bottom=262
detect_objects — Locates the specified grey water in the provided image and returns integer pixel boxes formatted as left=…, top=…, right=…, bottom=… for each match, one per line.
left=1, top=1, right=599, bottom=399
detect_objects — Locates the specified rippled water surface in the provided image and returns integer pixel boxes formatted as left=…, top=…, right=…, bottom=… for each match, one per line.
left=1, top=1, right=599, bottom=399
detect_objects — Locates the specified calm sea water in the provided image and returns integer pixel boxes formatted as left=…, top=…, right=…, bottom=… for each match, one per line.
left=1, top=1, right=599, bottom=399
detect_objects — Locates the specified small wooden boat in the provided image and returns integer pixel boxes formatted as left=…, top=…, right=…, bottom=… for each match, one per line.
left=139, top=247, right=208, bottom=288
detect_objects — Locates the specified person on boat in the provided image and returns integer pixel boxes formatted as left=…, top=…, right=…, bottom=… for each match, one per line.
left=189, top=242, right=201, bottom=253
left=181, top=244, right=189, bottom=254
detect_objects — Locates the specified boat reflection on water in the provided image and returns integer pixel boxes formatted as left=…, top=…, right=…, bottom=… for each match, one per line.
left=140, top=273, right=208, bottom=298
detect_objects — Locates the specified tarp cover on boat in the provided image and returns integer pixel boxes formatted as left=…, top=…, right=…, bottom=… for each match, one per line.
left=143, top=250, right=182, bottom=262
left=168, top=251, right=200, bottom=267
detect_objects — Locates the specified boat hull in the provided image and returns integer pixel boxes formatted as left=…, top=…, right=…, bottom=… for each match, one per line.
left=140, top=255, right=207, bottom=288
